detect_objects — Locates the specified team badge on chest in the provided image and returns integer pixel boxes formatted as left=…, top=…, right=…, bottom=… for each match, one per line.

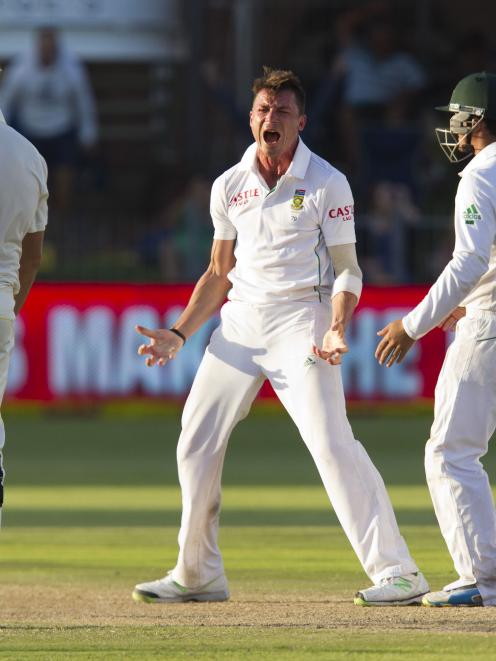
left=290, top=189, right=306, bottom=211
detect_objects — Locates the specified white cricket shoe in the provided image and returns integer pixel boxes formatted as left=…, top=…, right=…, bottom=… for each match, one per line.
left=354, top=572, right=429, bottom=606
left=132, top=571, right=230, bottom=603
left=422, top=585, right=482, bottom=607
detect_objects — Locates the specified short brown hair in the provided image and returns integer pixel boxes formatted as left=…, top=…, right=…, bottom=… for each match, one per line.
left=252, top=66, right=306, bottom=114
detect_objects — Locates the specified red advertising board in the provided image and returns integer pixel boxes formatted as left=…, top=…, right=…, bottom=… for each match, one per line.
left=5, top=283, right=449, bottom=403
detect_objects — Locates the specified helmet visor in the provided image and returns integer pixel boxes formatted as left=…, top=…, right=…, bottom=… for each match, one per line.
left=435, top=111, right=484, bottom=163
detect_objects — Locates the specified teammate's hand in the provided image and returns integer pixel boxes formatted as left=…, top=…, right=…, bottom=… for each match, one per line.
left=135, top=325, right=184, bottom=367
left=375, top=319, right=415, bottom=367
left=312, top=322, right=348, bottom=365
left=437, top=306, right=466, bottom=331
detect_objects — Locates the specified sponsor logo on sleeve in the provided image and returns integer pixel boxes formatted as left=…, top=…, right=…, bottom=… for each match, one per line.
left=329, top=204, right=354, bottom=221
left=290, top=189, right=306, bottom=211
left=462, top=203, right=481, bottom=225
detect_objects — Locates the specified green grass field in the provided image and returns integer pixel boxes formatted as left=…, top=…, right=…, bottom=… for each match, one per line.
left=1, top=409, right=495, bottom=659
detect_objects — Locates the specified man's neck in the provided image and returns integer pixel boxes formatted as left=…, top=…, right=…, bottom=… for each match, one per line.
left=471, top=132, right=496, bottom=156
left=256, top=139, right=298, bottom=189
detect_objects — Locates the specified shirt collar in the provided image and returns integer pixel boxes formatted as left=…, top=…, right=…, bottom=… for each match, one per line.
left=0, top=110, right=6, bottom=124
left=459, top=141, right=496, bottom=177
left=239, top=142, right=258, bottom=170
left=239, top=137, right=312, bottom=179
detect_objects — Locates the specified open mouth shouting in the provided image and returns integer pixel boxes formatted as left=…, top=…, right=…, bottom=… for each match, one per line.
left=263, top=130, right=281, bottom=145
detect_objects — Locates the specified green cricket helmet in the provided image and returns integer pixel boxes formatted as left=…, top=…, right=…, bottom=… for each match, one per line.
left=435, top=72, right=496, bottom=162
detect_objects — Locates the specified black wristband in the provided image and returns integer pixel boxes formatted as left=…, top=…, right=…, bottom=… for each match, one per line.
left=169, top=328, right=186, bottom=345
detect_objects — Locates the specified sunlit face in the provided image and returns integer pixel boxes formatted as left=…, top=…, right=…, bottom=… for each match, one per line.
left=249, top=88, right=306, bottom=159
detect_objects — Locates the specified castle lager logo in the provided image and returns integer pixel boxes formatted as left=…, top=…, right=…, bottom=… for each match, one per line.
left=329, top=204, right=354, bottom=221
left=229, top=188, right=260, bottom=208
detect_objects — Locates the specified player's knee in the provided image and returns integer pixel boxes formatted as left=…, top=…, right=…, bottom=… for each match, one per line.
left=425, top=437, right=481, bottom=481
left=176, top=440, right=197, bottom=466
left=424, top=439, right=445, bottom=480
left=424, top=446, right=436, bottom=480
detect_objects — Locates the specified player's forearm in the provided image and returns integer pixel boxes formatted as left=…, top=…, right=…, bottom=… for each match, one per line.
left=330, top=291, right=358, bottom=331
left=403, top=251, right=487, bottom=340
left=171, top=269, right=231, bottom=340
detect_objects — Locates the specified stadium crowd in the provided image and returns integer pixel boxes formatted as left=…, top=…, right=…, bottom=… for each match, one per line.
left=0, top=1, right=494, bottom=285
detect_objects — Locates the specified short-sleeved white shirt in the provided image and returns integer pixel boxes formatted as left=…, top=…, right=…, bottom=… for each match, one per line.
left=211, top=139, right=356, bottom=303
left=0, top=112, right=48, bottom=313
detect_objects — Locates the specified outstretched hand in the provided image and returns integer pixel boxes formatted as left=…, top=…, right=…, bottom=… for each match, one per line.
left=135, top=325, right=184, bottom=367
left=375, top=319, right=415, bottom=367
left=313, top=323, right=348, bottom=365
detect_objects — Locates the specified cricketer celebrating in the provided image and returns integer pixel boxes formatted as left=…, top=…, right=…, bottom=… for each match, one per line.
left=0, top=109, right=48, bottom=525
left=376, top=72, right=496, bottom=607
left=134, top=68, right=428, bottom=606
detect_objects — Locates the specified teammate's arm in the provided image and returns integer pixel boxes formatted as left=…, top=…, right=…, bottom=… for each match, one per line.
left=376, top=169, right=493, bottom=367
left=375, top=251, right=487, bottom=367
left=14, top=230, right=44, bottom=315
left=313, top=243, right=362, bottom=365
left=136, top=239, right=235, bottom=367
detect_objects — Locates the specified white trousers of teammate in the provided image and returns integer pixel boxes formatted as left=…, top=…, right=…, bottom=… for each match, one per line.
left=171, top=300, right=417, bottom=588
left=0, top=312, right=15, bottom=526
left=425, top=309, right=496, bottom=606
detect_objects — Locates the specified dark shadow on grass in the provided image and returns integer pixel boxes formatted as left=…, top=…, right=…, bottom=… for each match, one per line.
left=2, top=508, right=438, bottom=527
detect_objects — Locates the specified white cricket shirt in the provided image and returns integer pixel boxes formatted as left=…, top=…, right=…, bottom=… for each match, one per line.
left=0, top=112, right=48, bottom=317
left=403, top=142, right=496, bottom=339
left=210, top=139, right=356, bottom=303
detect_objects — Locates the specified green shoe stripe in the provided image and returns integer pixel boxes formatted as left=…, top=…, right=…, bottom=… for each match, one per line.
left=394, top=577, right=413, bottom=592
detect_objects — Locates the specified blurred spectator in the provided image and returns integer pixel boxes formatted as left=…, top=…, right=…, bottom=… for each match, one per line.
left=201, top=59, right=248, bottom=139
left=170, top=176, right=212, bottom=281
left=139, top=175, right=212, bottom=282
left=0, top=27, right=98, bottom=259
left=201, top=59, right=252, bottom=172
left=360, top=181, right=420, bottom=284
left=327, top=2, right=425, bottom=198
left=337, top=22, right=425, bottom=118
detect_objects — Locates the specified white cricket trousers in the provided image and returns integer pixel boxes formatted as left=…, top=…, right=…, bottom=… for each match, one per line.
left=0, top=315, right=15, bottom=521
left=171, top=300, right=417, bottom=588
left=425, top=309, right=496, bottom=606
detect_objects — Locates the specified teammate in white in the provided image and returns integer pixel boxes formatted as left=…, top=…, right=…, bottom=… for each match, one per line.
left=133, top=68, right=428, bottom=606
left=0, top=108, right=48, bottom=525
left=375, top=72, right=496, bottom=607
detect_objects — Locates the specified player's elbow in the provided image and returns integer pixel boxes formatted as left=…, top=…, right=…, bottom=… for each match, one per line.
left=210, top=253, right=236, bottom=280
left=203, top=260, right=232, bottom=287
left=455, top=252, right=488, bottom=292
left=207, top=239, right=236, bottom=280
left=19, top=252, right=42, bottom=277
left=213, top=262, right=234, bottom=280
left=19, top=231, right=44, bottom=275
left=471, top=254, right=489, bottom=281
